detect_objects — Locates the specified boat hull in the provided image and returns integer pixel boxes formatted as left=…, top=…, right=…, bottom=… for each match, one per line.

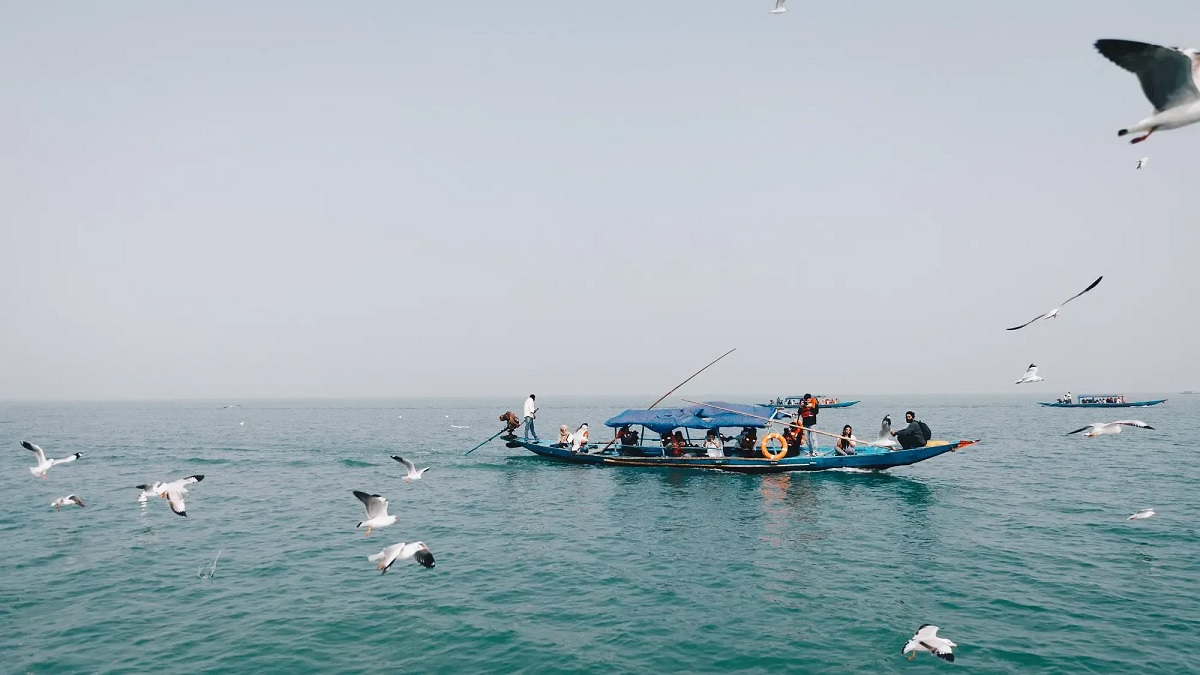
left=503, top=436, right=977, bottom=473
left=1037, top=399, right=1166, bottom=408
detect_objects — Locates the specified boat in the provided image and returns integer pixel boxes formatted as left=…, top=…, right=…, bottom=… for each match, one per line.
left=1037, top=394, right=1167, bottom=408
left=500, top=401, right=977, bottom=474
left=763, top=395, right=859, bottom=410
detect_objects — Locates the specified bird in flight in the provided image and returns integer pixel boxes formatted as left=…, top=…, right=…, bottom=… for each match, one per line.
left=1006, top=276, right=1103, bottom=330
left=1095, top=39, right=1200, bottom=144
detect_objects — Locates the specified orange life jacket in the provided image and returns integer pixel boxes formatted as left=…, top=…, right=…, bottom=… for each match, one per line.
left=800, top=398, right=818, bottom=419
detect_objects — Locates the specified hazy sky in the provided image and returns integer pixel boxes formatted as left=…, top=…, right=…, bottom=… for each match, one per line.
left=3, top=1, right=1199, bottom=400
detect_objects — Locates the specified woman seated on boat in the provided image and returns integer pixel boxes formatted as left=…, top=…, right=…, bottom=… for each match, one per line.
left=616, top=426, right=640, bottom=455
left=782, top=424, right=805, bottom=458
left=553, top=424, right=571, bottom=448
left=703, top=430, right=725, bottom=458
left=569, top=423, right=590, bottom=452
left=834, top=424, right=857, bottom=456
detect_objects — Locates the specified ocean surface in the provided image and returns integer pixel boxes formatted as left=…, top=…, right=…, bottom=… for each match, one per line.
left=1, top=394, right=1197, bottom=674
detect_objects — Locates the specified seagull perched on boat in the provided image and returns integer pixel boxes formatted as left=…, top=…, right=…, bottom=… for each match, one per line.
left=1067, top=420, right=1154, bottom=437
left=1129, top=508, right=1156, bottom=520
left=1136, top=156, right=1149, bottom=169
left=770, top=0, right=787, bottom=13
left=141, top=475, right=204, bottom=517
left=1015, top=364, right=1045, bottom=384
left=391, top=455, right=430, bottom=482
left=1095, top=39, right=1200, bottom=144
left=21, top=441, right=82, bottom=479
left=368, top=541, right=435, bottom=573
left=353, top=490, right=397, bottom=536
left=50, top=495, right=85, bottom=510
left=1006, top=276, right=1103, bottom=330
left=902, top=625, right=956, bottom=662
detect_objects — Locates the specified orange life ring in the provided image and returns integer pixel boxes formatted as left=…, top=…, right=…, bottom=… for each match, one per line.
left=760, top=432, right=788, bottom=460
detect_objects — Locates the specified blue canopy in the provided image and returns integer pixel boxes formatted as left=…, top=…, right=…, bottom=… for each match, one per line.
left=604, top=401, right=779, bottom=434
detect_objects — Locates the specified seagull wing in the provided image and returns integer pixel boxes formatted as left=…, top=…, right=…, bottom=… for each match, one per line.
left=773, top=0, right=786, bottom=10
left=179, top=475, right=204, bottom=485
left=391, top=455, right=416, bottom=474
left=1113, top=420, right=1154, bottom=429
left=22, top=441, right=47, bottom=465
left=920, top=637, right=955, bottom=661
left=1059, top=275, right=1103, bottom=308
left=1096, top=40, right=1200, bottom=111
left=353, top=491, right=388, bottom=519
left=51, top=453, right=81, bottom=466
left=1066, top=425, right=1094, bottom=435
left=368, top=544, right=403, bottom=563
left=69, top=495, right=85, bottom=507
left=1006, top=312, right=1048, bottom=331
left=165, top=487, right=188, bottom=516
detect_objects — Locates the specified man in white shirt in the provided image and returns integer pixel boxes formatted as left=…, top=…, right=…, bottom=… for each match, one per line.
left=523, top=394, right=539, bottom=441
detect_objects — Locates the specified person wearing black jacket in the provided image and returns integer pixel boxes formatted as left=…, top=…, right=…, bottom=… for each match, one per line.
left=890, top=410, right=930, bottom=449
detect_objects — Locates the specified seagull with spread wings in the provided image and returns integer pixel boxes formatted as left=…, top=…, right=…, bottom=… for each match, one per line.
left=353, top=490, right=397, bottom=536
left=1006, top=276, right=1103, bottom=330
left=391, top=455, right=430, bottom=482
left=21, top=441, right=82, bottom=479
left=1067, top=420, right=1154, bottom=437
left=770, top=0, right=787, bottom=14
left=902, top=625, right=956, bottom=662
left=1015, top=364, right=1045, bottom=384
left=1095, top=39, right=1200, bottom=144
left=50, top=495, right=85, bottom=511
left=142, top=475, right=205, bottom=517
left=368, top=542, right=435, bottom=573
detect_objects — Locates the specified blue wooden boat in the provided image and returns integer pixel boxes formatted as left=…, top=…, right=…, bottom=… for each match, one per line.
left=501, top=401, right=977, bottom=474
left=763, top=395, right=859, bottom=410
left=1037, top=394, right=1166, bottom=408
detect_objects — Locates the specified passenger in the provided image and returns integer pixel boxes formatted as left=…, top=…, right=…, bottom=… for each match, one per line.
left=799, top=393, right=820, bottom=455
left=671, top=430, right=691, bottom=457
left=618, top=427, right=640, bottom=455
left=835, top=424, right=857, bottom=456
left=890, top=411, right=930, bottom=449
left=570, top=423, right=590, bottom=453
left=736, top=427, right=758, bottom=457
left=782, top=424, right=804, bottom=458
left=554, top=424, right=570, bottom=448
left=703, top=430, right=725, bottom=458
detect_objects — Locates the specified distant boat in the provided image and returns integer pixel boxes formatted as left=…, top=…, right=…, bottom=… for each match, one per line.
left=1038, top=394, right=1166, bottom=408
left=1182, top=390, right=1197, bottom=395
left=763, top=395, right=859, bottom=410
left=497, top=401, right=977, bottom=474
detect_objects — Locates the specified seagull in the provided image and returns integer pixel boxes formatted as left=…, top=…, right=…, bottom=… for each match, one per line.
left=450, top=424, right=469, bottom=429
left=135, top=481, right=164, bottom=504
left=875, top=415, right=901, bottom=450
left=1095, top=39, right=1200, bottom=144
left=1136, top=156, right=1149, bottom=169
left=367, top=541, right=435, bottom=573
left=1067, top=420, right=1154, bottom=437
left=391, top=455, right=430, bottom=482
left=1006, top=276, right=1103, bottom=330
left=1015, top=364, right=1045, bottom=384
left=353, top=490, right=397, bottom=536
left=902, top=625, right=956, bottom=662
left=50, top=495, right=85, bottom=510
left=770, top=0, right=787, bottom=13
left=143, top=475, right=204, bottom=517
left=21, top=441, right=82, bottom=479
left=1129, top=508, right=1156, bottom=520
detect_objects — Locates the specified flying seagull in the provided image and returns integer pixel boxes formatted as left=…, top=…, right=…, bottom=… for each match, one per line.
left=51, top=495, right=85, bottom=510
left=135, top=481, right=164, bottom=505
left=140, top=475, right=204, bottom=517
left=391, top=455, right=430, bottom=482
left=770, top=0, right=787, bottom=13
left=1129, top=508, right=1156, bottom=520
left=1067, top=420, right=1154, bottom=437
left=353, top=490, right=397, bottom=536
left=1015, top=364, right=1045, bottom=384
left=367, top=541, right=435, bottom=573
left=1136, top=156, right=1149, bottom=169
left=902, top=625, right=956, bottom=662
left=1095, top=39, right=1200, bottom=144
left=22, top=441, right=81, bottom=479
left=1006, top=276, right=1103, bottom=330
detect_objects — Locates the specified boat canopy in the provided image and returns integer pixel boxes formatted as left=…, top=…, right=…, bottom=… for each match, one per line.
left=604, top=401, right=778, bottom=434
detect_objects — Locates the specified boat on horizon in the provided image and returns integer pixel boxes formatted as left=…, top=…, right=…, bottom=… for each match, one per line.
left=1037, top=394, right=1166, bottom=409
left=499, top=401, right=977, bottom=474
left=763, top=395, right=859, bottom=410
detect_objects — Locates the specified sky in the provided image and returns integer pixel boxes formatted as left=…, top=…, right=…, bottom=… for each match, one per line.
left=2, top=1, right=1199, bottom=400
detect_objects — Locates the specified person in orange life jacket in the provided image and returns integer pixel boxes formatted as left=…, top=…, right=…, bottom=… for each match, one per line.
left=799, top=393, right=820, bottom=455
left=782, top=423, right=805, bottom=458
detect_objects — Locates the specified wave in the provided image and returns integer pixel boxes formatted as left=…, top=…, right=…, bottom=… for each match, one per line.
left=341, top=459, right=375, bottom=468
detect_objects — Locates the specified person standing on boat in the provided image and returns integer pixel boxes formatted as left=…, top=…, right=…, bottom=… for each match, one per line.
left=523, top=394, right=539, bottom=441
left=1062, top=391, right=1073, bottom=404
left=799, top=394, right=820, bottom=455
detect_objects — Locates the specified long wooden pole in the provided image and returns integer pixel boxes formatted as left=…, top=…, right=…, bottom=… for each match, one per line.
left=679, top=398, right=894, bottom=448
left=599, top=347, right=737, bottom=453
left=463, top=427, right=510, bottom=455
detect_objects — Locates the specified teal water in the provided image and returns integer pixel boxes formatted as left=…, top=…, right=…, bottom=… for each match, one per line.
left=2, top=395, right=1197, bottom=673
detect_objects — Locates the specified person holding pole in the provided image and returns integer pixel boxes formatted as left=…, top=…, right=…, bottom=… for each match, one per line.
left=523, top=394, right=539, bottom=441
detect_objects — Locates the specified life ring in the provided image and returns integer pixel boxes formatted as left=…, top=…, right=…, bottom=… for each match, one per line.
left=760, top=432, right=788, bottom=460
